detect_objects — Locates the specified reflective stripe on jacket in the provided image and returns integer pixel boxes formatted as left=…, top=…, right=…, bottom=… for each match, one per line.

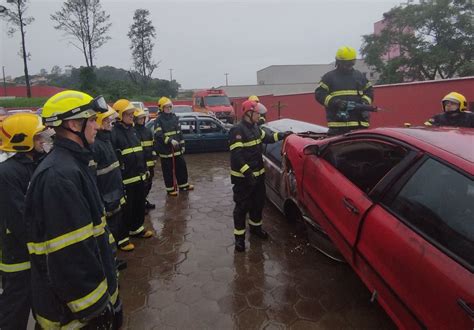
left=0, top=154, right=37, bottom=274
left=135, top=124, right=156, bottom=168
left=229, top=121, right=283, bottom=184
left=92, top=130, right=126, bottom=213
left=153, top=113, right=185, bottom=158
left=24, top=137, right=118, bottom=325
left=111, top=122, right=147, bottom=186
left=314, top=68, right=374, bottom=128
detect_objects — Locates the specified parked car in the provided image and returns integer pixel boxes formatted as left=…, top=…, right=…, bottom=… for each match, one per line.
left=261, top=119, right=341, bottom=259
left=146, top=113, right=229, bottom=153
left=147, top=105, right=159, bottom=120
left=282, top=127, right=474, bottom=329
left=172, top=105, right=193, bottom=114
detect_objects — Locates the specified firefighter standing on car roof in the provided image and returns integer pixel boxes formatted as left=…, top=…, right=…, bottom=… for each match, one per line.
left=229, top=100, right=292, bottom=252
left=24, top=90, right=122, bottom=329
left=93, top=106, right=135, bottom=252
left=111, top=99, right=153, bottom=240
left=154, top=97, right=194, bottom=196
left=0, top=113, right=46, bottom=330
left=315, top=46, right=376, bottom=136
left=424, top=92, right=474, bottom=128
left=134, top=108, right=156, bottom=210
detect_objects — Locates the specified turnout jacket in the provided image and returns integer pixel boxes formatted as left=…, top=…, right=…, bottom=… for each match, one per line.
left=153, top=112, right=185, bottom=158
left=0, top=153, right=36, bottom=274
left=111, top=122, right=147, bottom=186
left=135, top=124, right=156, bottom=168
left=424, top=111, right=474, bottom=128
left=229, top=120, right=285, bottom=184
left=24, top=137, right=118, bottom=328
left=92, top=130, right=126, bottom=215
left=315, top=68, right=374, bottom=128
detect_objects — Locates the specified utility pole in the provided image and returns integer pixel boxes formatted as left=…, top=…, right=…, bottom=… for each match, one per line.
left=169, top=68, right=173, bottom=81
left=2, top=66, right=6, bottom=97
left=224, top=73, right=229, bottom=86
left=271, top=101, right=287, bottom=119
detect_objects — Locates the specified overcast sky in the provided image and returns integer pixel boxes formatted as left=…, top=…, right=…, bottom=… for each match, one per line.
left=1, top=0, right=401, bottom=89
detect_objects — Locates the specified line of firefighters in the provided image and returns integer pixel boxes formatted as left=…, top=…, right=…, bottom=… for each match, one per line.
left=0, top=93, right=196, bottom=329
left=0, top=45, right=473, bottom=329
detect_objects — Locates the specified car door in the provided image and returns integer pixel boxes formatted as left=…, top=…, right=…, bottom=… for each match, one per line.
left=197, top=118, right=228, bottom=152
left=263, top=139, right=284, bottom=209
left=179, top=118, right=199, bottom=153
left=358, top=157, right=474, bottom=329
left=301, top=139, right=409, bottom=262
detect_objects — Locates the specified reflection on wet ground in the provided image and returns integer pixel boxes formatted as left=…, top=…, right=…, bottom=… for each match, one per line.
left=119, top=152, right=395, bottom=329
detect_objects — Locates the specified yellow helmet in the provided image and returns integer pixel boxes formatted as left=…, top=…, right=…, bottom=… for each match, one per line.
left=158, top=97, right=173, bottom=111
left=0, top=113, right=45, bottom=152
left=96, top=105, right=118, bottom=126
left=248, top=95, right=260, bottom=102
left=335, top=46, right=357, bottom=61
left=42, top=90, right=108, bottom=127
left=134, top=108, right=146, bottom=118
left=442, top=92, right=467, bottom=112
left=112, top=99, right=136, bottom=120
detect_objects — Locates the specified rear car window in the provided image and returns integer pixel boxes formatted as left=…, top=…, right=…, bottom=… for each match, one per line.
left=198, top=120, right=222, bottom=134
left=322, top=140, right=408, bottom=193
left=179, top=120, right=196, bottom=134
left=385, top=158, right=473, bottom=267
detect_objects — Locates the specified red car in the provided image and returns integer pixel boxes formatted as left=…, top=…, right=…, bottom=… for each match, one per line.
left=283, top=127, right=473, bottom=329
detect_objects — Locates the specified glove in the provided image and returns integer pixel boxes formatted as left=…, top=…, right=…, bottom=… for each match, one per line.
left=278, top=131, right=293, bottom=139
left=145, top=171, right=151, bottom=180
left=83, top=302, right=114, bottom=329
left=170, top=139, right=180, bottom=148
left=333, top=99, right=347, bottom=111
left=345, top=101, right=357, bottom=111
left=245, top=172, right=258, bottom=186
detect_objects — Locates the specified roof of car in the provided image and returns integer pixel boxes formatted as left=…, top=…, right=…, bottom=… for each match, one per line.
left=265, top=119, right=328, bottom=134
left=175, top=112, right=214, bottom=118
left=354, top=127, right=474, bottom=167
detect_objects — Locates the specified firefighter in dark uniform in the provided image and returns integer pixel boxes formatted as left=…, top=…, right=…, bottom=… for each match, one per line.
left=112, top=99, right=153, bottom=239
left=0, top=113, right=45, bottom=330
left=24, top=90, right=122, bottom=328
left=424, top=92, right=474, bottom=128
left=230, top=100, right=291, bottom=252
left=134, top=108, right=156, bottom=210
left=154, top=97, right=194, bottom=196
left=315, top=46, right=376, bottom=136
left=93, top=106, right=135, bottom=252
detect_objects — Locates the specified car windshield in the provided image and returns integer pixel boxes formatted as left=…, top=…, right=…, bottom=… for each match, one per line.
left=173, top=106, right=193, bottom=113
left=204, top=96, right=230, bottom=106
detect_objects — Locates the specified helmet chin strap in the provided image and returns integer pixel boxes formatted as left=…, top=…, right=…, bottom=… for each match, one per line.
left=61, top=119, right=90, bottom=149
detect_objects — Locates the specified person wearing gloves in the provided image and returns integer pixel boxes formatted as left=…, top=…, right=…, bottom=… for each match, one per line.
left=24, top=90, right=122, bottom=329
left=0, top=113, right=46, bottom=330
left=133, top=108, right=156, bottom=210
left=154, top=97, right=194, bottom=196
left=111, top=99, right=153, bottom=239
left=93, top=106, right=134, bottom=252
left=229, top=100, right=292, bottom=252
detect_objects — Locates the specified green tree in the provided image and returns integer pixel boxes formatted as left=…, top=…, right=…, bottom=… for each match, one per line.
left=361, top=0, right=474, bottom=84
left=4, top=0, right=34, bottom=97
left=128, top=9, right=159, bottom=89
left=51, top=0, right=111, bottom=67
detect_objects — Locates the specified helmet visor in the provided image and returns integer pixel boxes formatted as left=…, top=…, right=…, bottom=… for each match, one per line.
left=92, top=96, right=108, bottom=113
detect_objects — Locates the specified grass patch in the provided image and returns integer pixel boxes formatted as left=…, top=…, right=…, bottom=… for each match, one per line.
left=0, top=97, right=48, bottom=108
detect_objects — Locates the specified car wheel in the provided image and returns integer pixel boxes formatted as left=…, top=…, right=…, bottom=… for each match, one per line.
left=284, top=200, right=303, bottom=223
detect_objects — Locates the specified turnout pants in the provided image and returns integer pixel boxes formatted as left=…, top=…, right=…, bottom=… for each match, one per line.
left=0, top=270, right=31, bottom=330
left=107, top=210, right=130, bottom=247
left=160, top=156, right=189, bottom=192
left=123, top=181, right=146, bottom=235
left=232, top=176, right=266, bottom=236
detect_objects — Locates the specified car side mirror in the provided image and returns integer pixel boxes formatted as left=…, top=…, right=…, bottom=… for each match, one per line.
left=303, top=144, right=320, bottom=156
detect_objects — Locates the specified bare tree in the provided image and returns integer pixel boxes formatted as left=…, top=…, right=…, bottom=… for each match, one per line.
left=128, top=9, right=159, bottom=88
left=4, top=0, right=34, bottom=97
left=51, top=0, right=111, bottom=67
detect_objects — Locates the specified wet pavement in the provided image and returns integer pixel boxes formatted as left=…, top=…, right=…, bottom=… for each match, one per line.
left=119, top=152, right=395, bottom=329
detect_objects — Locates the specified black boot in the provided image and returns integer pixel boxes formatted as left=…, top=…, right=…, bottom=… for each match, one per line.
left=235, top=235, right=245, bottom=252
left=145, top=200, right=156, bottom=210
left=250, top=226, right=268, bottom=240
